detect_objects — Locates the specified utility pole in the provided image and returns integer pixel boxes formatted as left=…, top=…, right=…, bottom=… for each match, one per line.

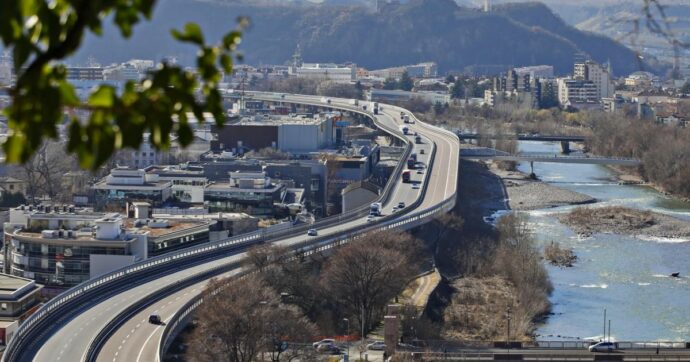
left=608, top=320, right=611, bottom=343
left=603, top=308, right=606, bottom=341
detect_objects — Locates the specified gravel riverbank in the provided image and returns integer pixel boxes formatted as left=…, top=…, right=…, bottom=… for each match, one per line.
left=489, top=166, right=596, bottom=211
left=558, top=206, right=690, bottom=239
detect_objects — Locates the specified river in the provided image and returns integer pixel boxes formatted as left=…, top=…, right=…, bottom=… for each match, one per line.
left=515, top=141, right=690, bottom=342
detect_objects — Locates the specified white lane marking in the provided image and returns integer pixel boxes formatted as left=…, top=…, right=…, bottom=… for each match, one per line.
left=137, top=324, right=163, bottom=362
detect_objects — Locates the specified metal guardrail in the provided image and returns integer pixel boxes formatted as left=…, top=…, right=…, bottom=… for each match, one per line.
left=1, top=94, right=417, bottom=362
left=155, top=122, right=456, bottom=360
left=407, top=352, right=690, bottom=361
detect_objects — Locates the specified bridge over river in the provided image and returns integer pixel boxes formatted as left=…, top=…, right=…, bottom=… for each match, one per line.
left=460, top=148, right=641, bottom=175
left=457, top=132, right=588, bottom=153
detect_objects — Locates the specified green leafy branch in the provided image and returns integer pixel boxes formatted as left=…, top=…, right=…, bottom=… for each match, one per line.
left=0, top=0, right=246, bottom=169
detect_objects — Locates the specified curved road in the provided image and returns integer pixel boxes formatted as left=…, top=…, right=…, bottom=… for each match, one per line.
left=27, top=94, right=460, bottom=362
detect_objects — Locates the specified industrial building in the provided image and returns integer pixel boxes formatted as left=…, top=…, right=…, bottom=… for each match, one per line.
left=211, top=115, right=335, bottom=154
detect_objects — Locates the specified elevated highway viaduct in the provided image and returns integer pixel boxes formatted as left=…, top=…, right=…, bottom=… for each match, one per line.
left=3, top=93, right=460, bottom=362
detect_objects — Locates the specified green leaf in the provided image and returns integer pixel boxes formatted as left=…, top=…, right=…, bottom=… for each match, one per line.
left=58, top=81, right=79, bottom=106
left=171, top=23, right=204, bottom=45
left=88, top=86, right=115, bottom=108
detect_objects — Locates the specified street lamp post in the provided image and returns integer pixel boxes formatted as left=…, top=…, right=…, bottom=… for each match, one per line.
left=343, top=318, right=350, bottom=362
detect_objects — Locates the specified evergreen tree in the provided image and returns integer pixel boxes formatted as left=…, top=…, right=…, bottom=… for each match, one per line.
left=355, top=81, right=364, bottom=99
left=451, top=79, right=465, bottom=99
left=680, top=82, right=690, bottom=95
left=399, top=71, right=414, bottom=91
left=383, top=77, right=398, bottom=90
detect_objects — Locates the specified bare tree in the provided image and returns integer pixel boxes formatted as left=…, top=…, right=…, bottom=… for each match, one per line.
left=316, top=81, right=359, bottom=99
left=321, top=231, right=424, bottom=336
left=188, top=275, right=317, bottom=362
left=18, top=141, right=77, bottom=202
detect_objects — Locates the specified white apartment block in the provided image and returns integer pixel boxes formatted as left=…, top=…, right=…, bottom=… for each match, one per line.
left=574, top=61, right=614, bottom=100
left=289, top=63, right=356, bottom=83
left=557, top=78, right=599, bottom=107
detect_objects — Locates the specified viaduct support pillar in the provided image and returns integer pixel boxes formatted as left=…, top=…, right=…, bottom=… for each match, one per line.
left=529, top=161, right=537, bottom=180
left=560, top=141, right=571, bottom=154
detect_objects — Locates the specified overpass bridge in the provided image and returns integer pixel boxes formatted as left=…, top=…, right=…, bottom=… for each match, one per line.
left=2, top=94, right=461, bottom=362
left=460, top=148, right=641, bottom=175
left=457, top=132, right=588, bottom=153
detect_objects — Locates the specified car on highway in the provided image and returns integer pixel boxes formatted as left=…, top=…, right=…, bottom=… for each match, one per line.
left=148, top=314, right=162, bottom=324
left=412, top=183, right=421, bottom=189
left=417, top=170, right=424, bottom=174
left=367, top=341, right=386, bottom=351
left=588, top=341, right=615, bottom=352
left=313, top=339, right=335, bottom=349
left=420, top=149, right=425, bottom=154
left=366, top=215, right=377, bottom=222
left=397, top=201, right=406, bottom=209
left=307, top=228, right=318, bottom=236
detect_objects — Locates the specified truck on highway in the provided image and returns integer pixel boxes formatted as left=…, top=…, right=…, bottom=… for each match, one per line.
left=402, top=170, right=411, bottom=183
left=407, top=158, right=416, bottom=169
left=415, top=135, right=422, bottom=144
left=370, top=202, right=382, bottom=216
left=403, top=114, right=411, bottom=123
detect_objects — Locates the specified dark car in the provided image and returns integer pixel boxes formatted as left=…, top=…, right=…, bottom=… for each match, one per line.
left=149, top=314, right=162, bottom=324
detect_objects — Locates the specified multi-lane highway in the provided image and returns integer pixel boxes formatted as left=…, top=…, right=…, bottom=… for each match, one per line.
left=6, top=94, right=460, bottom=362
left=88, top=97, right=460, bottom=362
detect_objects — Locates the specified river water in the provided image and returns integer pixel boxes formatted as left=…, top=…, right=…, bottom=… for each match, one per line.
left=515, top=141, right=690, bottom=342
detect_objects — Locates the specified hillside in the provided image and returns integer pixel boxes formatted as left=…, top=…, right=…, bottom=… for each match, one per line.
left=74, top=0, right=646, bottom=75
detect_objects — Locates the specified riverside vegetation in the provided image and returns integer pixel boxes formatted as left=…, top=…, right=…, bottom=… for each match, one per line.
left=543, top=242, right=577, bottom=268
left=179, top=212, right=555, bottom=360
left=435, top=213, right=553, bottom=341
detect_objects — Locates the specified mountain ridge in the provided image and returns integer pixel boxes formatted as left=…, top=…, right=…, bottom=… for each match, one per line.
left=74, top=0, right=648, bottom=75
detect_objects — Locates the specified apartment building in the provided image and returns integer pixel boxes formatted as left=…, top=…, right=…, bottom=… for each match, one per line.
left=574, top=60, right=614, bottom=99
left=557, top=78, right=599, bottom=108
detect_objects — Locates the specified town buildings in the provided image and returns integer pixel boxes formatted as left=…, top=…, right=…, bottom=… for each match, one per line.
left=92, top=167, right=172, bottom=211
left=3, top=204, right=212, bottom=288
